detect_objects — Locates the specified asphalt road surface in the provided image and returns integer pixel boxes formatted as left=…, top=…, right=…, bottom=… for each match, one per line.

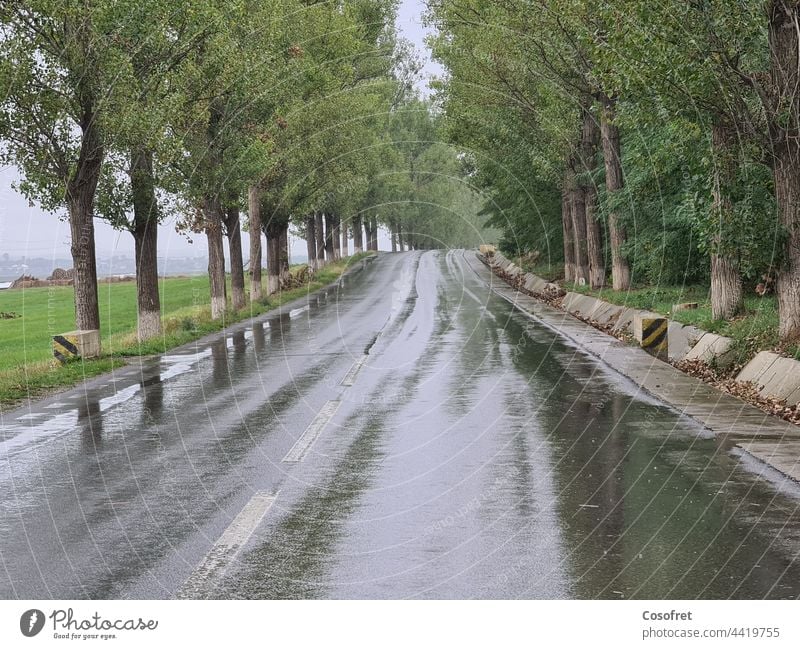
left=2, top=250, right=800, bottom=599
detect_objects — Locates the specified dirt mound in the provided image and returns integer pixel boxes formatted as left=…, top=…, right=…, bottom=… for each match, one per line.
left=48, top=268, right=74, bottom=281
left=10, top=274, right=49, bottom=289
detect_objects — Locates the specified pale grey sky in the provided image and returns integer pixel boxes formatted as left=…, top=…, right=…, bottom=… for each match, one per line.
left=0, top=0, right=439, bottom=264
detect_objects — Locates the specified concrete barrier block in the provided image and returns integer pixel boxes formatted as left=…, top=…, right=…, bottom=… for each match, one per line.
left=561, top=292, right=582, bottom=312
left=737, top=351, right=781, bottom=385
left=632, top=311, right=663, bottom=339
left=524, top=274, right=548, bottom=293
left=667, top=323, right=706, bottom=361
left=53, top=329, right=101, bottom=362
left=756, top=356, right=800, bottom=403
left=632, top=313, right=669, bottom=360
left=569, top=295, right=602, bottom=317
left=685, top=332, right=734, bottom=366
left=590, top=302, right=624, bottom=325
left=577, top=296, right=602, bottom=316
left=785, top=381, right=800, bottom=406
left=613, top=308, right=639, bottom=332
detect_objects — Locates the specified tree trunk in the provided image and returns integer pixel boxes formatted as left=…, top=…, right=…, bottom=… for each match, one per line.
left=710, top=254, right=742, bottom=320
left=353, top=214, right=364, bottom=253
left=203, top=197, right=227, bottom=319
left=710, top=121, right=743, bottom=320
left=601, top=99, right=631, bottom=291
left=585, top=186, right=605, bottom=289
left=578, top=107, right=604, bottom=289
left=773, top=155, right=800, bottom=340
left=266, top=235, right=280, bottom=294
left=370, top=216, right=379, bottom=250
left=66, top=106, right=104, bottom=333
left=570, top=182, right=590, bottom=285
left=768, top=0, right=800, bottom=341
left=397, top=220, right=404, bottom=251
left=324, top=213, right=335, bottom=260
left=315, top=211, right=326, bottom=266
left=391, top=221, right=398, bottom=252
left=332, top=214, right=341, bottom=261
left=279, top=222, right=290, bottom=284
left=561, top=184, right=576, bottom=283
left=129, top=147, right=161, bottom=340
left=265, top=220, right=281, bottom=294
left=340, top=220, right=348, bottom=257
left=203, top=98, right=227, bottom=319
left=248, top=185, right=263, bottom=302
left=223, top=205, right=246, bottom=311
left=362, top=217, right=372, bottom=252
left=306, top=213, right=317, bottom=270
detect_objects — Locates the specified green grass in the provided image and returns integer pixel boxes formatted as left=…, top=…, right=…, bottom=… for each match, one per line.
left=511, top=255, right=564, bottom=282
left=566, top=282, right=799, bottom=362
left=0, top=253, right=374, bottom=407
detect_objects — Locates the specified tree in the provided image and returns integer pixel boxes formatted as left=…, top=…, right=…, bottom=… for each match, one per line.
left=764, top=1, right=800, bottom=340
left=95, top=2, right=212, bottom=339
left=597, top=0, right=798, bottom=333
left=0, top=2, right=118, bottom=332
left=428, top=0, right=633, bottom=288
left=170, top=1, right=277, bottom=319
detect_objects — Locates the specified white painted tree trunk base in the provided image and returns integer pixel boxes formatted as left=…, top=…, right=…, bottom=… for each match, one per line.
left=137, top=310, right=161, bottom=341
left=211, top=296, right=226, bottom=320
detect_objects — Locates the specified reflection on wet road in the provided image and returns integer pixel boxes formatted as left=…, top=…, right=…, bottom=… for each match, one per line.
left=1, top=251, right=799, bottom=599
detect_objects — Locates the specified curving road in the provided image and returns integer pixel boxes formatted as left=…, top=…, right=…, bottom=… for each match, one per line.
left=2, top=250, right=800, bottom=599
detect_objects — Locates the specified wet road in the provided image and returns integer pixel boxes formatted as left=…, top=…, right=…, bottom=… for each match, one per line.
left=2, top=250, right=800, bottom=599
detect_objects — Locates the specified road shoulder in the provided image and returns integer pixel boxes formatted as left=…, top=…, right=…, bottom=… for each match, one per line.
left=461, top=250, right=800, bottom=484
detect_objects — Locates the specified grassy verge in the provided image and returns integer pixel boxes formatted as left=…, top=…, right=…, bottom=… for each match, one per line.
left=511, top=255, right=564, bottom=282
left=0, top=253, right=374, bottom=408
left=565, top=282, right=799, bottom=362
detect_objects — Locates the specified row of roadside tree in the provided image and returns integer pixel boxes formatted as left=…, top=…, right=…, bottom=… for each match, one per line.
left=428, top=0, right=800, bottom=342
left=0, top=1, right=489, bottom=346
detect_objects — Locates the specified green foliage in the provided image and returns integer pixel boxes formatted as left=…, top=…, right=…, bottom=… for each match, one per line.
left=430, top=0, right=782, bottom=305
left=428, top=0, right=584, bottom=258
left=349, top=97, right=498, bottom=248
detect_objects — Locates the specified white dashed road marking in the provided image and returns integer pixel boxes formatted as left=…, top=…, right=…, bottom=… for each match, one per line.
left=177, top=492, right=277, bottom=598
left=282, top=400, right=341, bottom=463
left=340, top=355, right=368, bottom=386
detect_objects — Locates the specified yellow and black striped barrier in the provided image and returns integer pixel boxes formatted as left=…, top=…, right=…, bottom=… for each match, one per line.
left=639, top=317, right=668, bottom=361
left=53, top=334, right=80, bottom=363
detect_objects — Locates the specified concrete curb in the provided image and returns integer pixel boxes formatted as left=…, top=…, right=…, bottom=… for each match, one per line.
left=737, top=352, right=800, bottom=406
left=487, top=251, right=735, bottom=365
left=479, top=250, right=800, bottom=414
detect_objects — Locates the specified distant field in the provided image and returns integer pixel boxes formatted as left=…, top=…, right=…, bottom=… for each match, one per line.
left=0, top=275, right=211, bottom=371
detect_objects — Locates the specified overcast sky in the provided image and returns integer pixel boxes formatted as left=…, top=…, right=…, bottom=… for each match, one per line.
left=0, top=0, right=440, bottom=263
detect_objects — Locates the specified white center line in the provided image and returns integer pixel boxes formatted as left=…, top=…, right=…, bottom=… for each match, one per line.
left=340, top=355, right=368, bottom=386
left=282, top=400, right=341, bottom=463
left=177, top=491, right=277, bottom=598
